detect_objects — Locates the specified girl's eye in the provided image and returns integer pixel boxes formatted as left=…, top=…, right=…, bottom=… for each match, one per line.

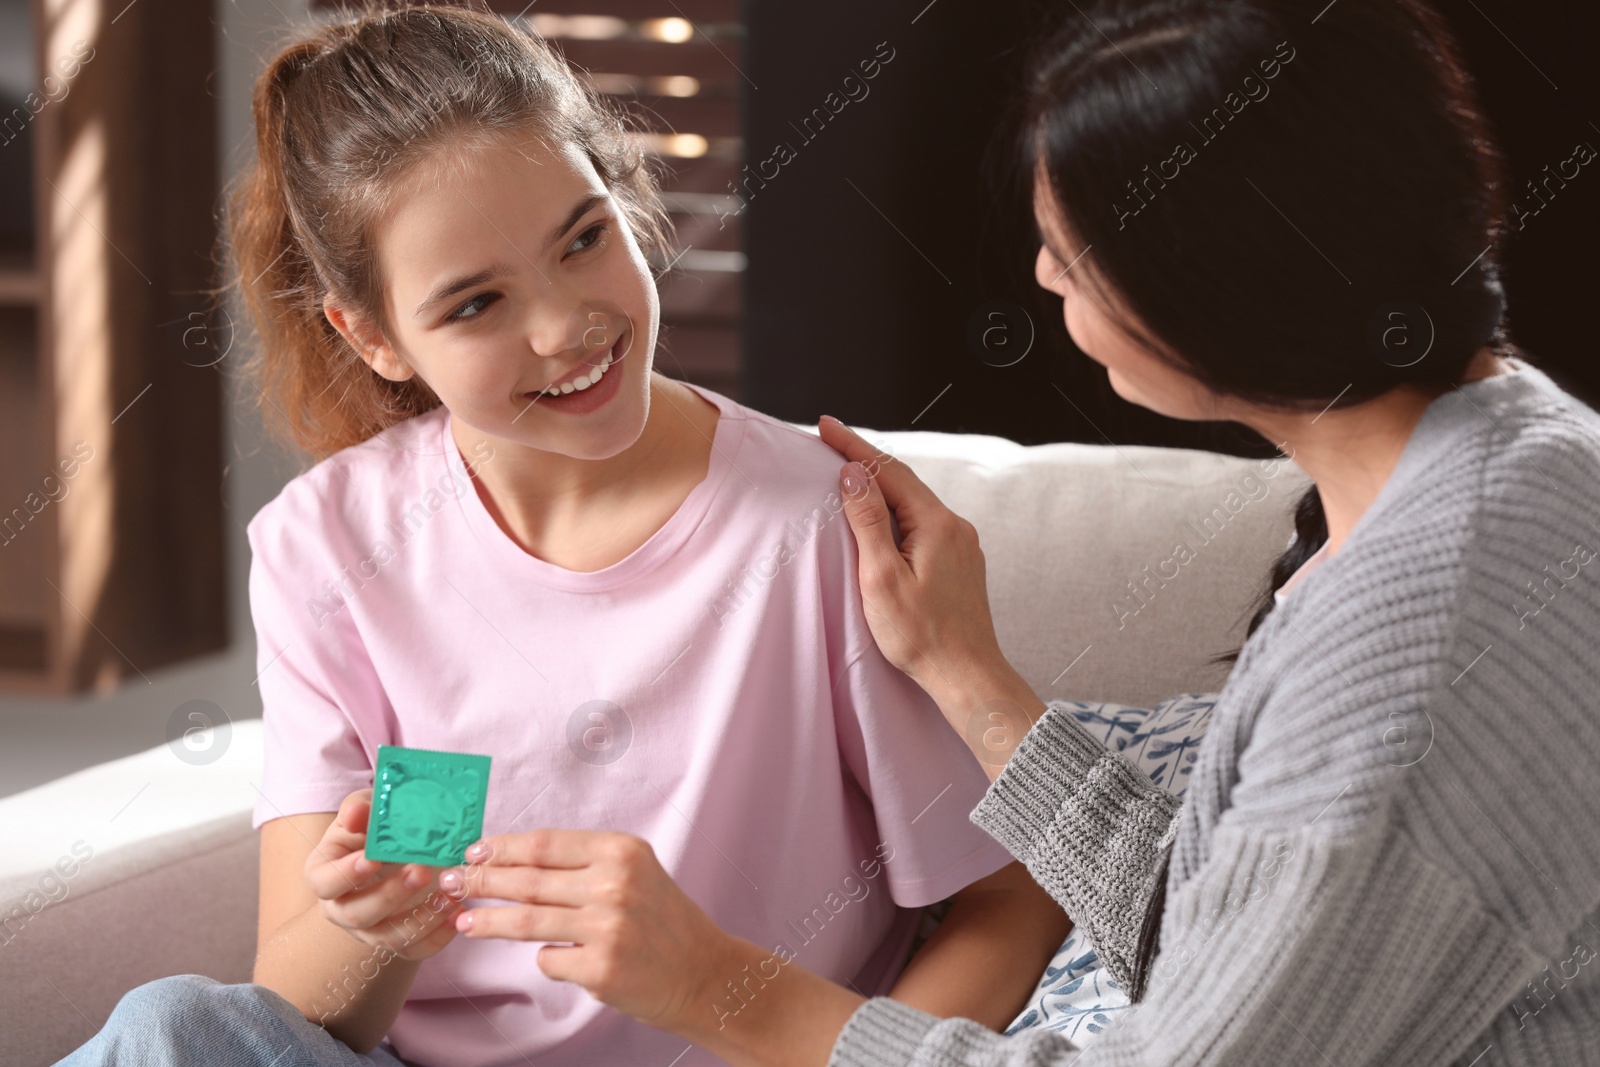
left=568, top=222, right=609, bottom=256
left=447, top=292, right=499, bottom=323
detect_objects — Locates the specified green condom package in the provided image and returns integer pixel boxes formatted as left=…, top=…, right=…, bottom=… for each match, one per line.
left=365, top=745, right=492, bottom=866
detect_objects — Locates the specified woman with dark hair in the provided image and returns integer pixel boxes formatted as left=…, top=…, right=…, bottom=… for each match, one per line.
left=415, top=0, right=1600, bottom=1064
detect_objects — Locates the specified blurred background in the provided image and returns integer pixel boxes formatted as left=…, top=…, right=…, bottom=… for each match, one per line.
left=1, top=0, right=1596, bottom=796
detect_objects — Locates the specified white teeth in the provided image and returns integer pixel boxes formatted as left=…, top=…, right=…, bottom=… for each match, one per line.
left=535, top=344, right=618, bottom=398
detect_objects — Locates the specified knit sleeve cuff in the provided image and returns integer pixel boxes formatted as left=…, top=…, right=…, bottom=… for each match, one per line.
left=969, top=701, right=1182, bottom=998
left=827, top=998, right=942, bottom=1067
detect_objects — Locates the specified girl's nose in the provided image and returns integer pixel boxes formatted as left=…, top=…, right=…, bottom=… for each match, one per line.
left=524, top=293, right=593, bottom=361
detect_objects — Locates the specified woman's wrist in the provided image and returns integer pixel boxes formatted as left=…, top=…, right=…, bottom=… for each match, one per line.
left=926, top=654, right=1048, bottom=777
left=674, top=933, right=865, bottom=1066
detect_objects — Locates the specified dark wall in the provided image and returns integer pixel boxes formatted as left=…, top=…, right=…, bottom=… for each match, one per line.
left=740, top=0, right=1599, bottom=454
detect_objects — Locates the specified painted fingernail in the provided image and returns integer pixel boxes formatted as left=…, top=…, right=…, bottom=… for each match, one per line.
left=465, top=841, right=488, bottom=862
left=439, top=868, right=463, bottom=893
left=456, top=911, right=474, bottom=933
left=842, top=461, right=868, bottom=497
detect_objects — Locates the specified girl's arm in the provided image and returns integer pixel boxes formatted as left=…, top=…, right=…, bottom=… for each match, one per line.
left=254, top=792, right=461, bottom=1053
left=886, top=861, right=1071, bottom=1030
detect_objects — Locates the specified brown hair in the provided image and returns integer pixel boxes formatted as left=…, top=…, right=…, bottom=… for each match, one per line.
left=221, top=2, right=674, bottom=457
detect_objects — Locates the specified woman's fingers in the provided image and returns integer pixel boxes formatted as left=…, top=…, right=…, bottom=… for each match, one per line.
left=391, top=903, right=463, bottom=960
left=836, top=460, right=909, bottom=590
left=534, top=944, right=585, bottom=986
left=438, top=829, right=735, bottom=1032
left=311, top=791, right=370, bottom=861
left=464, top=827, right=614, bottom=870
left=456, top=901, right=583, bottom=942
left=817, top=414, right=942, bottom=516
left=442, top=860, right=587, bottom=907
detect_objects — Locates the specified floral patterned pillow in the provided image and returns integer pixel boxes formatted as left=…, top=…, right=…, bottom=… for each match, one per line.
left=1002, top=692, right=1219, bottom=1044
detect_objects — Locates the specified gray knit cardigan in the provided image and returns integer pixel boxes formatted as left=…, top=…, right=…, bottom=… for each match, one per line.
left=829, top=360, right=1600, bottom=1066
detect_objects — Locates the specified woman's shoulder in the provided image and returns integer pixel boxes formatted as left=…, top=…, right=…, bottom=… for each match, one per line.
left=1449, top=354, right=1600, bottom=464
left=1242, top=359, right=1600, bottom=696
left=1402, top=358, right=1600, bottom=591
left=1294, top=360, right=1597, bottom=600
left=1465, top=359, right=1600, bottom=514
left=245, top=405, right=452, bottom=558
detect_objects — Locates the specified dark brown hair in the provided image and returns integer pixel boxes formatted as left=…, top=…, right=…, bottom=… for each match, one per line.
left=222, top=2, right=674, bottom=457
left=1020, top=0, right=1515, bottom=665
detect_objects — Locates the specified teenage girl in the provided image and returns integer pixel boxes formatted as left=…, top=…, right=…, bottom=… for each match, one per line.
left=54, top=5, right=1068, bottom=1066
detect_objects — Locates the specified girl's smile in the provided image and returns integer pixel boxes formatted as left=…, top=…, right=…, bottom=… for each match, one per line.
left=518, top=327, right=631, bottom=417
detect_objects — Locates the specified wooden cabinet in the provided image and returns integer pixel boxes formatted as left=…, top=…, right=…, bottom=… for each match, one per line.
left=0, top=0, right=226, bottom=693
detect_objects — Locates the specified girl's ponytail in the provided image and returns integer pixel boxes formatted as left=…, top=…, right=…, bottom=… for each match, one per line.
left=226, top=29, right=441, bottom=460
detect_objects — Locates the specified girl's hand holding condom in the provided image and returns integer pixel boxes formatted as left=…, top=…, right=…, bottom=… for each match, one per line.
left=438, top=829, right=735, bottom=1033
left=305, top=788, right=464, bottom=962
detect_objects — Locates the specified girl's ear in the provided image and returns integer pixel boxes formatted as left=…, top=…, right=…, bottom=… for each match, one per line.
left=323, top=293, right=413, bottom=382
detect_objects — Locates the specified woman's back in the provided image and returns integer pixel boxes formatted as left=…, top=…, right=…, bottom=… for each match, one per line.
left=1048, top=358, right=1600, bottom=1064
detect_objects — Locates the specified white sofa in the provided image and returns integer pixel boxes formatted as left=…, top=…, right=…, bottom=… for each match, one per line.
left=0, top=426, right=1308, bottom=1065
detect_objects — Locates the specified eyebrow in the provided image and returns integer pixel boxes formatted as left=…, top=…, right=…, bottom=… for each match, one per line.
left=413, top=261, right=516, bottom=319
left=545, top=192, right=612, bottom=256
left=412, top=192, right=612, bottom=318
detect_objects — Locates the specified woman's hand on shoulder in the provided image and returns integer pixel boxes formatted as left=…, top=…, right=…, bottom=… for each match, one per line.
left=817, top=414, right=1015, bottom=716
left=303, top=788, right=463, bottom=962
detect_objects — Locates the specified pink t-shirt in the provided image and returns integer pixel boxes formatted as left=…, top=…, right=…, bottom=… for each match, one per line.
left=246, top=381, right=1014, bottom=1067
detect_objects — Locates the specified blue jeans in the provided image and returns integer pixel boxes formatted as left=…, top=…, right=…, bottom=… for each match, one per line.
left=54, top=974, right=419, bottom=1066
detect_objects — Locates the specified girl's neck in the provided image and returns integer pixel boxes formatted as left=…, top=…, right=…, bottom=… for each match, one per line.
left=1241, top=346, right=1508, bottom=558
left=451, top=373, right=719, bottom=567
